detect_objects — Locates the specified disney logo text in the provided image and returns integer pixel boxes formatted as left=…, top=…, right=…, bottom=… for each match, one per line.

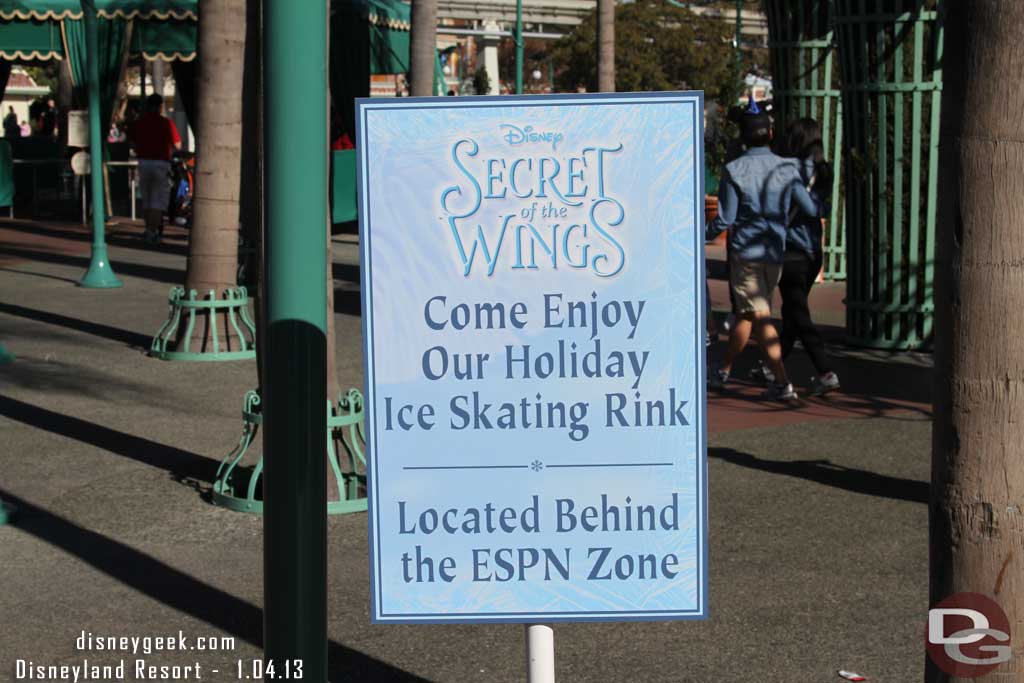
left=500, top=124, right=564, bottom=150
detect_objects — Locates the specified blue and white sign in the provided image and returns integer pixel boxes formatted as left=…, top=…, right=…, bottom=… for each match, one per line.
left=357, top=92, right=707, bottom=624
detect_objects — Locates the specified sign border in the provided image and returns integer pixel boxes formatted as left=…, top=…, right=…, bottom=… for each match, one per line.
left=356, top=91, right=708, bottom=624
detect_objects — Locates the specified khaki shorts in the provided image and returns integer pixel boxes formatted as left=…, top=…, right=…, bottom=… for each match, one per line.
left=730, top=258, right=782, bottom=315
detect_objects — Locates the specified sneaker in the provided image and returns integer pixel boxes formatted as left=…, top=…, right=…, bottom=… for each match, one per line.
left=708, top=368, right=729, bottom=390
left=810, top=371, right=841, bottom=396
left=748, top=361, right=776, bottom=384
left=722, top=313, right=736, bottom=334
left=763, top=382, right=798, bottom=401
left=143, top=227, right=158, bottom=244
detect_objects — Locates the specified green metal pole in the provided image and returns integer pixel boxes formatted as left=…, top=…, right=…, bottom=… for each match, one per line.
left=79, top=0, right=122, bottom=289
left=262, top=0, right=327, bottom=680
left=515, top=0, right=524, bottom=94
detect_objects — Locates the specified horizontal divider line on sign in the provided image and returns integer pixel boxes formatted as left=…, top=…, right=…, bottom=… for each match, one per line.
left=547, top=463, right=674, bottom=468
left=403, top=465, right=530, bottom=470
left=401, top=463, right=675, bottom=471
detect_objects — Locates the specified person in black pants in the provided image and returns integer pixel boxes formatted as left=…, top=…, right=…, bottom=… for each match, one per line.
left=776, top=118, right=840, bottom=396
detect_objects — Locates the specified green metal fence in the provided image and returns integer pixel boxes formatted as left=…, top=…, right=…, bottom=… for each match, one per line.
left=212, top=389, right=368, bottom=515
left=834, top=0, right=943, bottom=348
left=151, top=286, right=257, bottom=361
left=764, top=0, right=846, bottom=281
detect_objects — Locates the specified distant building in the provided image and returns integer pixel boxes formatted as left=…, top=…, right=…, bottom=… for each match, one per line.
left=0, top=67, right=50, bottom=131
left=368, top=2, right=769, bottom=98
left=428, top=1, right=765, bottom=99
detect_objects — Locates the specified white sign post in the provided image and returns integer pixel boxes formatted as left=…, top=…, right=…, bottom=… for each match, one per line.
left=67, top=110, right=89, bottom=149
left=357, top=92, right=708, bottom=678
left=526, top=624, right=555, bottom=682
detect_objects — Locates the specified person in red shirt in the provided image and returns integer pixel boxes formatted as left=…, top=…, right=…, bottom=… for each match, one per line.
left=129, top=94, right=181, bottom=243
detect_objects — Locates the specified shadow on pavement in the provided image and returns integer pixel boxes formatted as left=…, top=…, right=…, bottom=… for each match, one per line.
left=0, top=266, right=79, bottom=284
left=0, top=490, right=429, bottom=683
left=709, top=447, right=929, bottom=504
left=0, top=244, right=184, bottom=284
left=332, top=262, right=359, bottom=284
left=825, top=352, right=932, bottom=406
left=0, top=301, right=152, bottom=349
left=714, top=343, right=933, bottom=414
left=0, top=219, right=190, bottom=257
left=0, top=356, right=155, bottom=399
left=334, top=288, right=361, bottom=316
left=0, top=395, right=217, bottom=484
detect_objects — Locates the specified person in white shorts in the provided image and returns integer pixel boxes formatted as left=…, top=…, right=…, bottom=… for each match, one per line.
left=705, top=98, right=826, bottom=401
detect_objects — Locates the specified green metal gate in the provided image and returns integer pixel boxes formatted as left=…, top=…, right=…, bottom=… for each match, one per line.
left=834, top=0, right=943, bottom=348
left=764, top=0, right=846, bottom=281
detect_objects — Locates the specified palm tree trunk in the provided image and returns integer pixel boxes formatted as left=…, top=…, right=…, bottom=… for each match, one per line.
left=325, top=222, right=340, bottom=403
left=410, top=0, right=438, bottom=96
left=243, top=0, right=263, bottom=384
left=180, top=0, right=247, bottom=350
left=56, top=59, right=72, bottom=157
left=597, top=0, right=615, bottom=92
left=152, top=60, right=166, bottom=98
left=325, top=217, right=344, bottom=502
left=931, top=3, right=1024, bottom=681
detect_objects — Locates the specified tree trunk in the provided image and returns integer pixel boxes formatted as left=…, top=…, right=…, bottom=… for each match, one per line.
left=325, top=217, right=343, bottom=502
left=597, top=0, right=615, bottom=92
left=931, top=3, right=1024, bottom=681
left=410, top=0, right=438, bottom=96
left=325, top=221, right=340, bottom=404
left=56, top=59, right=72, bottom=157
left=104, top=36, right=135, bottom=219
left=324, top=0, right=342, bottom=500
left=179, top=0, right=247, bottom=351
left=242, top=0, right=262, bottom=383
left=152, top=60, right=165, bottom=98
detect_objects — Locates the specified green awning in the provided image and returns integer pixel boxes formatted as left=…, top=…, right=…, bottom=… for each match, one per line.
left=0, top=1, right=197, bottom=62
left=0, top=16, right=60, bottom=59
left=336, top=0, right=410, bottom=75
left=368, top=21, right=407, bottom=74
left=0, top=1, right=195, bottom=21
left=130, top=16, right=194, bottom=61
left=364, top=0, right=409, bottom=30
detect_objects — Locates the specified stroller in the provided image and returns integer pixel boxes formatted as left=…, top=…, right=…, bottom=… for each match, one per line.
left=167, top=151, right=194, bottom=229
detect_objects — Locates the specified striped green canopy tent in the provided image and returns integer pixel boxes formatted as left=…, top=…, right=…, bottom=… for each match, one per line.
left=0, top=0, right=196, bottom=132
left=332, top=0, right=412, bottom=137
left=355, top=0, right=411, bottom=75
left=0, top=1, right=196, bottom=62
left=0, top=0, right=419, bottom=224
left=0, top=0, right=426, bottom=137
left=330, top=0, right=415, bottom=224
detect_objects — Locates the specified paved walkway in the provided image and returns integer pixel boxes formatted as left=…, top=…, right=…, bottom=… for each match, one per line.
left=0, top=218, right=931, bottom=682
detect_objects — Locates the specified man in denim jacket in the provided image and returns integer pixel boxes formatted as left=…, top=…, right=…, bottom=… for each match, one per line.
left=706, top=99, right=826, bottom=400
